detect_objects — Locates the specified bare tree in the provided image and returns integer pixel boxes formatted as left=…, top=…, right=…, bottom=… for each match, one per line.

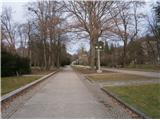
left=28, top=1, right=53, bottom=69
left=147, top=4, right=160, bottom=64
left=109, top=1, right=145, bottom=66
left=64, top=1, right=118, bottom=70
left=27, top=1, right=68, bottom=70
left=1, top=7, right=16, bottom=53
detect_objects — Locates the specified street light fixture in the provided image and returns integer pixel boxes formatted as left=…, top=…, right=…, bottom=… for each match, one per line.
left=95, top=41, right=104, bottom=73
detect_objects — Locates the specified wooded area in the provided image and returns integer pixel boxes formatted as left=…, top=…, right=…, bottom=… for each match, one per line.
left=1, top=1, right=160, bottom=74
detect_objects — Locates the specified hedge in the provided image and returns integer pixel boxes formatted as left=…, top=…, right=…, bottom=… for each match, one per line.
left=1, top=51, right=31, bottom=77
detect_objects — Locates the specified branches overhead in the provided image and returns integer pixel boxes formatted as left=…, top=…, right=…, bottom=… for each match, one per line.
left=26, top=1, right=70, bottom=69
left=1, top=7, right=16, bottom=52
left=64, top=1, right=118, bottom=38
left=2, top=0, right=155, bottom=68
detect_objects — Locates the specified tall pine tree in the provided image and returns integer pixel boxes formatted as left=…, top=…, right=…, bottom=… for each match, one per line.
left=155, top=2, right=160, bottom=32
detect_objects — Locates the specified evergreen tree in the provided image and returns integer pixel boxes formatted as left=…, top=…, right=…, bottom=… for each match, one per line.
left=155, top=2, right=160, bottom=31
left=153, top=2, right=160, bottom=37
left=110, top=43, right=115, bottom=54
left=154, top=2, right=160, bottom=64
left=104, top=41, right=109, bottom=53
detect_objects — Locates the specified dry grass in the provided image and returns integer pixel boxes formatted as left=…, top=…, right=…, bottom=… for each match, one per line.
left=1, top=76, right=42, bottom=95
left=87, top=73, right=158, bottom=81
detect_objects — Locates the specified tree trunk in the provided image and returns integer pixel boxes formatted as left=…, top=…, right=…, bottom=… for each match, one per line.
left=90, top=38, right=96, bottom=70
left=56, top=40, right=61, bottom=68
left=43, top=39, right=47, bottom=70
left=51, top=45, right=55, bottom=68
left=122, top=40, right=127, bottom=67
left=95, top=50, right=98, bottom=70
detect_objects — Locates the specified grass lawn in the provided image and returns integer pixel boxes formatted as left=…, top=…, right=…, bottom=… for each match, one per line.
left=104, top=84, right=160, bottom=118
left=123, top=64, right=160, bottom=72
left=87, top=73, right=158, bottom=81
left=1, top=76, right=42, bottom=95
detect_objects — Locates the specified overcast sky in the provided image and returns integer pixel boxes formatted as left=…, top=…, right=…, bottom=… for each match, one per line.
left=1, top=0, right=157, bottom=23
left=1, top=0, right=158, bottom=55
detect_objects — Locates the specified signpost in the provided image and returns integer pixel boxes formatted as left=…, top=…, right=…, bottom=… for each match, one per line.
left=95, top=41, right=104, bottom=73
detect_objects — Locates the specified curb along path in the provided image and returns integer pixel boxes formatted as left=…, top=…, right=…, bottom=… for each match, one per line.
left=1, top=71, right=58, bottom=118
left=9, top=66, right=133, bottom=119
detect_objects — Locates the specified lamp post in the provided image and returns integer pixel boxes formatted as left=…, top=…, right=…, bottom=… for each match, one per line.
left=95, top=41, right=104, bottom=73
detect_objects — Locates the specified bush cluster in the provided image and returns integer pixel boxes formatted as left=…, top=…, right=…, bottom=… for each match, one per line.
left=1, top=51, right=31, bottom=77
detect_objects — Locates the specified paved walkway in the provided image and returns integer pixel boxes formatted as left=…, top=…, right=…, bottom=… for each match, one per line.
left=10, top=66, right=133, bottom=119
left=102, top=68, right=160, bottom=78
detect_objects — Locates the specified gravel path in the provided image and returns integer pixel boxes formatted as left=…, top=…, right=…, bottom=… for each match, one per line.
left=9, top=66, right=134, bottom=119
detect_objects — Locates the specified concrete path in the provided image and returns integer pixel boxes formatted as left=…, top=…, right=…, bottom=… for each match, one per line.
left=10, top=66, right=131, bottom=119
left=102, top=68, right=160, bottom=78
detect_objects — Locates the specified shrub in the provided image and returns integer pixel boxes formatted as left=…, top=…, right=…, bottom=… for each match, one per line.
left=1, top=51, right=31, bottom=77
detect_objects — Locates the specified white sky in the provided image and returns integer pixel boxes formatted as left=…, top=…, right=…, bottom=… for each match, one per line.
left=1, top=0, right=159, bottom=54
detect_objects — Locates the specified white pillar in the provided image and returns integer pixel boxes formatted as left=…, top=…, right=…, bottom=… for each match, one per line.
left=97, top=49, right=102, bottom=73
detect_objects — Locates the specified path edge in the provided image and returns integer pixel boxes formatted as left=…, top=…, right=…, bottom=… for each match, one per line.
left=84, top=75, right=150, bottom=119
left=1, top=70, right=59, bottom=102
left=101, top=88, right=150, bottom=119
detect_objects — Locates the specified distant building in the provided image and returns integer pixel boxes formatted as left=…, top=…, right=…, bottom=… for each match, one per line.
left=77, top=48, right=89, bottom=65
